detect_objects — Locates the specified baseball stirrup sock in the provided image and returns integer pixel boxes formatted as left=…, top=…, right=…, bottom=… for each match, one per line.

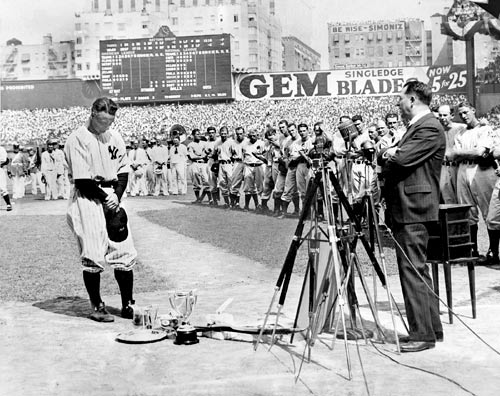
left=115, top=269, right=134, bottom=307
left=2, top=194, right=11, bottom=205
left=487, top=229, right=500, bottom=256
left=274, top=198, right=281, bottom=212
left=252, top=193, right=259, bottom=207
left=292, top=197, right=300, bottom=213
left=244, top=194, right=251, bottom=208
left=83, top=271, right=102, bottom=308
left=470, top=224, right=479, bottom=254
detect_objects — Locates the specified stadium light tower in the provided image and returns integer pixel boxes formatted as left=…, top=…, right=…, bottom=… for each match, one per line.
left=441, top=0, right=500, bottom=107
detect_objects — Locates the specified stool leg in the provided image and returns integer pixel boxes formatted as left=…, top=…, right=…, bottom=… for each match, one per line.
left=467, top=261, right=476, bottom=319
left=443, top=262, right=453, bottom=324
left=431, top=262, right=440, bottom=313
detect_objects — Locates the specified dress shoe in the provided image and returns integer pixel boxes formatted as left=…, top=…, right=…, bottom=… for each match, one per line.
left=400, top=332, right=443, bottom=344
left=479, top=250, right=500, bottom=266
left=400, top=341, right=435, bottom=353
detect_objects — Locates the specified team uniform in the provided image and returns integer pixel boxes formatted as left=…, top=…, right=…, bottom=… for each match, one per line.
left=54, top=147, right=70, bottom=199
left=242, top=138, right=265, bottom=197
left=440, top=123, right=465, bottom=204
left=10, top=150, right=29, bottom=199
left=205, top=138, right=219, bottom=201
left=280, top=135, right=301, bottom=213
left=188, top=139, right=210, bottom=197
left=65, top=123, right=137, bottom=273
left=229, top=138, right=247, bottom=208
left=455, top=124, right=497, bottom=226
left=214, top=137, right=235, bottom=205
left=28, top=150, right=45, bottom=195
left=0, top=146, right=11, bottom=210
left=169, top=143, right=188, bottom=195
left=41, top=147, right=61, bottom=200
left=150, top=143, right=170, bottom=196
left=261, top=136, right=281, bottom=210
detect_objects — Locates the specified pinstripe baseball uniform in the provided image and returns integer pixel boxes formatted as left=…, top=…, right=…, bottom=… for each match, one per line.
left=65, top=123, right=137, bottom=272
left=0, top=146, right=8, bottom=197
left=455, top=124, right=496, bottom=225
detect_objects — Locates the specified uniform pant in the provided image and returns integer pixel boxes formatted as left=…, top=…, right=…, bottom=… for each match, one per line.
left=170, top=162, right=187, bottom=194
left=351, top=162, right=375, bottom=203
left=153, top=169, right=169, bottom=196
left=67, top=189, right=137, bottom=272
left=440, top=164, right=458, bottom=204
left=230, top=161, right=244, bottom=195
left=262, top=163, right=279, bottom=201
left=58, top=170, right=71, bottom=199
left=243, top=164, right=264, bottom=195
left=0, top=168, right=8, bottom=196
left=218, top=162, right=233, bottom=196
left=12, top=175, right=26, bottom=199
left=281, top=166, right=298, bottom=203
left=393, top=222, right=442, bottom=342
left=486, top=177, right=500, bottom=230
left=207, top=159, right=218, bottom=193
left=296, top=162, right=311, bottom=201
left=190, top=162, right=209, bottom=193
left=131, top=169, right=147, bottom=196
left=457, top=164, right=496, bottom=225
left=30, top=171, right=45, bottom=195
left=44, top=170, right=58, bottom=200
left=145, top=164, right=154, bottom=195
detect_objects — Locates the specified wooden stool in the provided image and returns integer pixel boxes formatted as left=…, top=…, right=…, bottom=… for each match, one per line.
left=427, top=204, right=477, bottom=324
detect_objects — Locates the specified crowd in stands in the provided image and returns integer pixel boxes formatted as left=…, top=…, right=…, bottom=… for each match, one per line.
left=0, top=94, right=472, bottom=147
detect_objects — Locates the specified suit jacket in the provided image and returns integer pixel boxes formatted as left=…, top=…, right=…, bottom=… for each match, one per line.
left=379, top=113, right=445, bottom=224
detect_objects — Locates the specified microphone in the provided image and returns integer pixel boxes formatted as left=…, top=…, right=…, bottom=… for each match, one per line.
left=338, top=120, right=359, bottom=142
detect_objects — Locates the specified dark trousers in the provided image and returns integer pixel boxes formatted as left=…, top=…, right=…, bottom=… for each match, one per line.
left=393, top=222, right=442, bottom=341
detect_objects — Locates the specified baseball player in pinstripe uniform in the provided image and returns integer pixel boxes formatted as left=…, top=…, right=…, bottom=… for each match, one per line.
left=65, top=98, right=137, bottom=322
left=205, top=127, right=219, bottom=205
left=229, top=126, right=247, bottom=209
left=214, top=126, right=234, bottom=208
left=188, top=128, right=210, bottom=203
left=452, top=102, right=497, bottom=260
left=0, top=144, right=13, bottom=211
left=437, top=105, right=465, bottom=204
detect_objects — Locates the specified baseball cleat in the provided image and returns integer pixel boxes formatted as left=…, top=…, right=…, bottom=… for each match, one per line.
left=90, top=302, right=114, bottom=322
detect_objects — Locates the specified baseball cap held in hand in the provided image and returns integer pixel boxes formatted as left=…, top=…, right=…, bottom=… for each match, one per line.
left=105, top=207, right=129, bottom=242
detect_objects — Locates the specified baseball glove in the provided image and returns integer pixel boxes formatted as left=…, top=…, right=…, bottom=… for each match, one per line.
left=104, top=207, right=129, bottom=243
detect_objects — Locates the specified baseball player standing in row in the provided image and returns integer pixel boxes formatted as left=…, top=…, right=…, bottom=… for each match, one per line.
left=65, top=97, right=137, bottom=322
left=437, top=104, right=465, bottom=204
left=452, top=101, right=497, bottom=260
left=10, top=143, right=30, bottom=199
left=0, top=144, right=13, bottom=211
left=41, top=139, right=62, bottom=200
left=214, top=126, right=234, bottom=208
left=188, top=129, right=210, bottom=204
left=169, top=135, right=188, bottom=195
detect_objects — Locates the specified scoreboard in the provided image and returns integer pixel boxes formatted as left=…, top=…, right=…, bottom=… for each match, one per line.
left=100, top=33, right=232, bottom=102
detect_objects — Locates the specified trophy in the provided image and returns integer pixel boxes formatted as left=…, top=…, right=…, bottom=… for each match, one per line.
left=168, top=289, right=197, bottom=326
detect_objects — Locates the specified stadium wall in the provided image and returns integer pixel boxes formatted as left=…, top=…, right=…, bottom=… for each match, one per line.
left=0, top=79, right=102, bottom=110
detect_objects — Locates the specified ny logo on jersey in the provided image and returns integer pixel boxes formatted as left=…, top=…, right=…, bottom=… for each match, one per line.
left=108, top=145, right=119, bottom=160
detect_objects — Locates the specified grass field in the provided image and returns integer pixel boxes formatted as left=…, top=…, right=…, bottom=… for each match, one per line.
left=0, top=214, right=168, bottom=302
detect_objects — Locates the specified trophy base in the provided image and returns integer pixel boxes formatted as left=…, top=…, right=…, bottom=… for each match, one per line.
left=174, top=325, right=200, bottom=345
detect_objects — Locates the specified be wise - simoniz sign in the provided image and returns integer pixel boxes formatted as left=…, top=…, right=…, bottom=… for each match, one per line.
left=235, top=66, right=465, bottom=100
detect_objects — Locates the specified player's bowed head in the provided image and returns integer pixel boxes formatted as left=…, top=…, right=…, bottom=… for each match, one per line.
left=88, top=97, right=118, bottom=135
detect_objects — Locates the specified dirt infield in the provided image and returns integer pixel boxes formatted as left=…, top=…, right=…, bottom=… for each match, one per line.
left=1, top=197, right=500, bottom=396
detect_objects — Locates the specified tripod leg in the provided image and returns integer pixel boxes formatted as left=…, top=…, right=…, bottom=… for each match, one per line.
left=255, top=287, right=279, bottom=351
left=367, top=193, right=402, bottom=352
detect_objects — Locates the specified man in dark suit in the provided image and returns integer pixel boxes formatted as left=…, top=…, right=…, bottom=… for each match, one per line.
left=379, top=80, right=445, bottom=352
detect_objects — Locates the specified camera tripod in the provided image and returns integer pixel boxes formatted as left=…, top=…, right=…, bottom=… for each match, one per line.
left=254, top=156, right=403, bottom=380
